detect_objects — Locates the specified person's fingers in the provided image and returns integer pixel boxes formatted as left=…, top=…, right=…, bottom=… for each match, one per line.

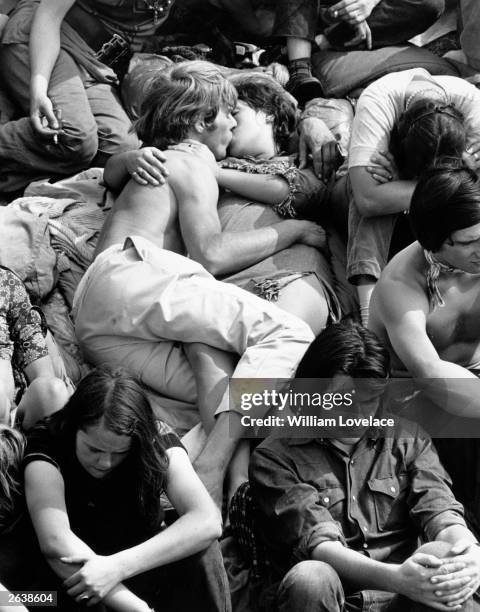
left=434, top=575, right=474, bottom=595
left=131, top=171, right=148, bottom=186
left=412, top=552, right=445, bottom=568
left=435, top=584, right=475, bottom=605
left=137, top=162, right=165, bottom=183
left=312, top=150, right=323, bottom=177
left=298, top=137, right=308, bottom=169
left=365, top=22, right=372, bottom=49
left=150, top=147, right=167, bottom=162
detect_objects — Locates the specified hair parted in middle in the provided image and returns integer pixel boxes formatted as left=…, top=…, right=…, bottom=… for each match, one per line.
left=54, top=365, right=170, bottom=528
left=390, top=99, right=466, bottom=179
left=135, top=60, right=237, bottom=148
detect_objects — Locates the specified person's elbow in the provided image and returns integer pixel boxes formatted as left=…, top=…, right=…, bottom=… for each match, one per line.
left=197, top=244, right=225, bottom=276
left=38, top=532, right=72, bottom=561
left=354, top=191, right=383, bottom=217
left=195, top=506, right=223, bottom=545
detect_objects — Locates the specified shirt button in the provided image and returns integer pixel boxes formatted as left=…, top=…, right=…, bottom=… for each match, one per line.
left=390, top=486, right=396, bottom=493
left=363, top=542, right=368, bottom=549
left=323, top=497, right=330, bottom=503
left=363, top=526, right=368, bottom=532
left=350, top=460, right=355, bottom=465
left=352, top=495, right=356, bottom=501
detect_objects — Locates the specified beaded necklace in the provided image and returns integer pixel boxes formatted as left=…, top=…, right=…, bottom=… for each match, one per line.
left=143, top=0, right=173, bottom=24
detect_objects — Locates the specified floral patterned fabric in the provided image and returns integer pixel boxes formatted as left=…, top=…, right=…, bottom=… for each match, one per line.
left=0, top=267, right=48, bottom=401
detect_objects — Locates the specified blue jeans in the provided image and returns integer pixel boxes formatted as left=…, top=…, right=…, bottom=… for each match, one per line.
left=277, top=559, right=480, bottom=612
left=0, top=42, right=139, bottom=194
left=346, top=175, right=398, bottom=283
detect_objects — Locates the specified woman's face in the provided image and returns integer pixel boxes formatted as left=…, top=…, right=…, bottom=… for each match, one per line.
left=228, top=100, right=275, bottom=159
left=75, top=420, right=131, bottom=479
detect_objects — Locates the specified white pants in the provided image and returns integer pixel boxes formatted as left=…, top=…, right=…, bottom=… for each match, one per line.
left=73, top=236, right=314, bottom=410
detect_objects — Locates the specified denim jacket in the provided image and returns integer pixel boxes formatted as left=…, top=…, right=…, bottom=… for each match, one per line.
left=249, top=427, right=466, bottom=576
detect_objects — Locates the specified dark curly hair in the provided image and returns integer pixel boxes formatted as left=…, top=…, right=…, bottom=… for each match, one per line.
left=229, top=73, right=299, bottom=152
left=390, top=99, right=466, bottom=179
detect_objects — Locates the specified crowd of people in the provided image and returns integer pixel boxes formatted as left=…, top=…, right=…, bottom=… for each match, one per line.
left=1, top=0, right=480, bottom=611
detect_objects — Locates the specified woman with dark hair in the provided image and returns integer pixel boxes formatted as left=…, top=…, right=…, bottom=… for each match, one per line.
left=345, top=68, right=480, bottom=324
left=24, top=366, right=227, bottom=612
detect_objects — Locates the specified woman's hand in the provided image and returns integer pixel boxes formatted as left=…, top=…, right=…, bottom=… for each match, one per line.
left=124, top=147, right=169, bottom=186
left=61, top=554, right=125, bottom=605
left=298, top=117, right=336, bottom=176
left=366, top=150, right=400, bottom=184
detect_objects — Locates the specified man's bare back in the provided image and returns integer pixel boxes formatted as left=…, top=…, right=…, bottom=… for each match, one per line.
left=96, top=150, right=216, bottom=257
left=369, top=242, right=480, bottom=374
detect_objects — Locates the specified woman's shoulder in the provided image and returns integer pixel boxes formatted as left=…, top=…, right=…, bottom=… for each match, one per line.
left=23, top=411, right=68, bottom=472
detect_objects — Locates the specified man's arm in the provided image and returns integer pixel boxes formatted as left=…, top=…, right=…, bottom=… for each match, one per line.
left=168, top=155, right=324, bottom=276
left=349, top=166, right=416, bottom=217
left=373, top=277, right=480, bottom=417
left=312, top=540, right=456, bottom=611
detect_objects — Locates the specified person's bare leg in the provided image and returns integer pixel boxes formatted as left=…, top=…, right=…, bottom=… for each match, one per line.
left=184, top=342, right=251, bottom=508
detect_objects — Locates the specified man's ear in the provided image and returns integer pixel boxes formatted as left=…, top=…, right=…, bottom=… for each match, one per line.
left=193, top=119, right=206, bottom=134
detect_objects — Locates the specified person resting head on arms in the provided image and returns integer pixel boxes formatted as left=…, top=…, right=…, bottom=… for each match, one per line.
left=0, top=267, right=71, bottom=430
left=345, top=68, right=480, bottom=324
left=248, top=319, right=480, bottom=612
left=23, top=365, right=227, bottom=612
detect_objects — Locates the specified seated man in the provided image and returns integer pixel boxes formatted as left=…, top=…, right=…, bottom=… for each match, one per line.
left=369, top=163, right=480, bottom=537
left=73, top=60, right=321, bottom=503
left=249, top=319, right=480, bottom=612
left=369, top=163, right=480, bottom=391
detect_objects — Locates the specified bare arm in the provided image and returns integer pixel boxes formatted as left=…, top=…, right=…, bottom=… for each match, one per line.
left=349, top=166, right=416, bottom=217
left=25, top=461, right=152, bottom=612
left=29, top=0, right=75, bottom=135
left=217, top=168, right=289, bottom=205
left=374, top=277, right=480, bottom=417
left=312, top=541, right=455, bottom=610
left=169, top=156, right=324, bottom=276
left=105, top=447, right=222, bottom=577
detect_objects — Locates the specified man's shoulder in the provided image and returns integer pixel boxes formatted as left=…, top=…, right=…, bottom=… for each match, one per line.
left=377, top=244, right=426, bottom=296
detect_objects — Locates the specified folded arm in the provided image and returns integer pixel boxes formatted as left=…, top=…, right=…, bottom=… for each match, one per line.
left=25, top=461, right=152, bottom=612
left=349, top=166, right=416, bottom=217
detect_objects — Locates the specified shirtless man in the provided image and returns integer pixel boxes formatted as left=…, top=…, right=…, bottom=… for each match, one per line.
left=73, top=61, right=324, bottom=503
left=369, top=163, right=480, bottom=415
